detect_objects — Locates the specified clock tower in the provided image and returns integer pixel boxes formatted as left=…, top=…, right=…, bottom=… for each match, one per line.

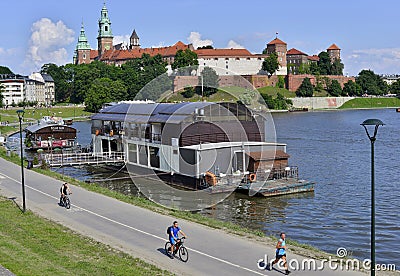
left=97, top=2, right=113, bottom=57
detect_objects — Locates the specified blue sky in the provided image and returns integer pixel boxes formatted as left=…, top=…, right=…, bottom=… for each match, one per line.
left=1, top=0, right=399, bottom=76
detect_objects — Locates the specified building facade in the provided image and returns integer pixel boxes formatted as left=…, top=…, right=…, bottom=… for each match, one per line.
left=195, top=49, right=267, bottom=75
left=264, top=38, right=287, bottom=75
left=0, top=73, right=55, bottom=106
left=0, top=75, right=25, bottom=106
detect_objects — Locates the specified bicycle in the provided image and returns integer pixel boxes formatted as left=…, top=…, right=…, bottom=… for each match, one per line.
left=60, top=193, right=71, bottom=209
left=165, top=237, right=189, bottom=262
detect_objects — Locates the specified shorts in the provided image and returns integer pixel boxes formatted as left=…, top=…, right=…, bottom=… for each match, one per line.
left=169, top=236, right=177, bottom=245
left=276, top=253, right=286, bottom=259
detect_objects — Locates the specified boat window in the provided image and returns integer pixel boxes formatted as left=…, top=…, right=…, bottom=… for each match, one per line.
left=128, top=143, right=137, bottom=163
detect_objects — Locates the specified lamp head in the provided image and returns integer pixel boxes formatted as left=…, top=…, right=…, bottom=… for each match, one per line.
left=16, top=109, right=25, bottom=119
left=361, top=118, right=385, bottom=141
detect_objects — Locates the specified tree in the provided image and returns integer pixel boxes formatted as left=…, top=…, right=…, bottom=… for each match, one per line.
left=327, top=79, right=342, bottom=96
left=172, top=49, right=198, bottom=71
left=296, top=77, right=314, bottom=97
left=84, top=78, right=127, bottom=112
left=356, top=70, right=388, bottom=95
left=298, top=63, right=310, bottom=74
left=390, top=80, right=400, bottom=96
left=330, top=59, right=344, bottom=75
left=198, top=67, right=219, bottom=97
left=317, top=52, right=331, bottom=75
left=262, top=53, right=279, bottom=76
left=0, top=66, right=13, bottom=74
left=197, top=45, right=213, bottom=49
left=310, top=62, right=320, bottom=75
left=182, top=86, right=195, bottom=98
left=277, top=76, right=285, bottom=88
left=343, top=80, right=362, bottom=96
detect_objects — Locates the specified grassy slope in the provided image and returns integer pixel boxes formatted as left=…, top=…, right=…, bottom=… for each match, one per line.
left=0, top=198, right=172, bottom=276
left=257, top=86, right=296, bottom=98
left=0, top=106, right=91, bottom=136
left=340, top=97, right=400, bottom=109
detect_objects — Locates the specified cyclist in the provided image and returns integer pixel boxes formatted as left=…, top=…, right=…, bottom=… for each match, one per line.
left=168, top=221, right=186, bottom=257
left=59, top=182, right=71, bottom=205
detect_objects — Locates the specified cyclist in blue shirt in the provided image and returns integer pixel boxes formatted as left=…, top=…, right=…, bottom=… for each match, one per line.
left=168, top=221, right=186, bottom=257
left=269, top=232, right=290, bottom=274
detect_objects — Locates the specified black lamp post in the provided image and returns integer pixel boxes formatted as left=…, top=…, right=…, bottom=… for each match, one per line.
left=16, top=109, right=26, bottom=213
left=361, top=118, right=385, bottom=276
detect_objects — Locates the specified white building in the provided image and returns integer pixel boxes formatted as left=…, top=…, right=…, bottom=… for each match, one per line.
left=0, top=73, right=55, bottom=106
left=195, top=48, right=267, bottom=75
left=29, top=72, right=55, bottom=106
left=0, top=75, right=25, bottom=106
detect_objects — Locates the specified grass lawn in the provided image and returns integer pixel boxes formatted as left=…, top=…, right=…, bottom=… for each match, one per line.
left=339, top=97, right=400, bottom=109
left=0, top=106, right=92, bottom=136
left=0, top=197, right=172, bottom=276
left=257, top=86, right=296, bottom=98
left=0, top=106, right=91, bottom=123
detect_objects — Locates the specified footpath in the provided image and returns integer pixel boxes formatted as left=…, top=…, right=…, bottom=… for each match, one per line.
left=0, top=157, right=367, bottom=275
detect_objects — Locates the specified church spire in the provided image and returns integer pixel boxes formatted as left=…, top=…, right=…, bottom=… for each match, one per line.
left=97, top=2, right=114, bottom=55
left=73, top=20, right=92, bottom=65
left=76, top=21, right=91, bottom=50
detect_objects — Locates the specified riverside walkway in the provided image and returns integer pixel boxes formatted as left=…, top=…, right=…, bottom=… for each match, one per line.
left=0, top=157, right=366, bottom=276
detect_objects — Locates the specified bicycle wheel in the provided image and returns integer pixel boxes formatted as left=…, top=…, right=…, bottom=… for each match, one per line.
left=179, top=246, right=189, bottom=262
left=65, top=197, right=71, bottom=209
left=164, top=241, right=172, bottom=256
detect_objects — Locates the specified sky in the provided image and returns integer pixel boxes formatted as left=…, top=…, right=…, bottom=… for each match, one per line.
left=1, top=0, right=400, bottom=76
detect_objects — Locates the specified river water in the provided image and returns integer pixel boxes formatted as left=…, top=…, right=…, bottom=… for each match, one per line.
left=57, top=109, right=400, bottom=267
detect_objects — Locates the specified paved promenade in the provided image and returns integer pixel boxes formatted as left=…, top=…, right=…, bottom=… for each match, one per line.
left=0, top=157, right=365, bottom=275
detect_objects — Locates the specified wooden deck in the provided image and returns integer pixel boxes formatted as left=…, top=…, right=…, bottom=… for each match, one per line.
left=236, top=178, right=315, bottom=197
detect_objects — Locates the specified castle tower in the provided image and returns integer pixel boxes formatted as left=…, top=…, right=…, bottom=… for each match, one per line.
left=327, top=43, right=341, bottom=62
left=73, top=22, right=92, bottom=65
left=97, top=2, right=113, bottom=57
left=130, top=29, right=140, bottom=49
left=266, top=36, right=287, bottom=75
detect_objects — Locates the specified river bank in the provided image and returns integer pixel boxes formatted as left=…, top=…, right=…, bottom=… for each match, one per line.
left=0, top=156, right=374, bottom=275
left=0, top=146, right=335, bottom=261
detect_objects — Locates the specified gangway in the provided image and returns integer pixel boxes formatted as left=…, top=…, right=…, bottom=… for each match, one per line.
left=44, top=152, right=125, bottom=167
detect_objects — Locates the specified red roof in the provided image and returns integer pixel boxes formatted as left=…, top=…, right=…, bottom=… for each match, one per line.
left=194, top=48, right=254, bottom=57
left=287, top=48, right=307, bottom=56
left=267, top=38, right=287, bottom=45
left=327, top=43, right=340, bottom=50
left=98, top=41, right=193, bottom=62
left=307, top=55, right=320, bottom=61
left=90, top=50, right=98, bottom=60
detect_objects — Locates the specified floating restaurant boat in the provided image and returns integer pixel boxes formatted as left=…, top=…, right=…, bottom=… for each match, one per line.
left=24, top=116, right=77, bottom=151
left=91, top=101, right=314, bottom=196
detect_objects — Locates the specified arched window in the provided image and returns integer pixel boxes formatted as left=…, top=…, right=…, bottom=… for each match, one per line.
left=105, top=26, right=108, bottom=32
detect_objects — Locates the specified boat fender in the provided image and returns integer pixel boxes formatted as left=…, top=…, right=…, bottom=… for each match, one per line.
left=205, top=171, right=217, bottom=186
left=249, top=173, right=257, bottom=182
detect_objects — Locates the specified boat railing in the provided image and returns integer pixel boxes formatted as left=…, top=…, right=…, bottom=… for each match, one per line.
left=43, top=151, right=125, bottom=167
left=255, top=166, right=299, bottom=181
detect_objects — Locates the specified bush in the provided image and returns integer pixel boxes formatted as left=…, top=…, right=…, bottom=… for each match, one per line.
left=182, top=86, right=195, bottom=98
left=33, top=156, right=39, bottom=165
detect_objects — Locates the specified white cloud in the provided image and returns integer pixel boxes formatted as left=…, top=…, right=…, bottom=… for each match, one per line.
left=345, top=47, right=400, bottom=75
left=187, top=32, right=213, bottom=49
left=226, top=40, right=244, bottom=49
left=25, top=18, right=74, bottom=69
left=114, top=35, right=130, bottom=45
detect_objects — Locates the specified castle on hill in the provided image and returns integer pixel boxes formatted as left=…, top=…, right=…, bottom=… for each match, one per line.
left=73, top=3, right=341, bottom=78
